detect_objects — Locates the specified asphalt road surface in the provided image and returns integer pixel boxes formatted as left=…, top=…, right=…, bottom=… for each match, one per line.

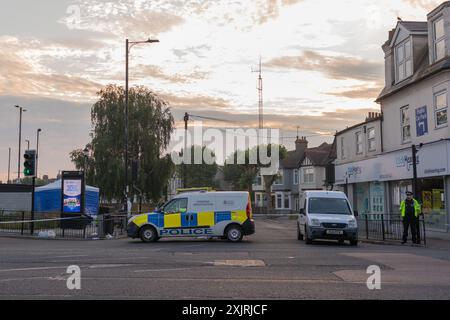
left=1, top=217, right=450, bottom=299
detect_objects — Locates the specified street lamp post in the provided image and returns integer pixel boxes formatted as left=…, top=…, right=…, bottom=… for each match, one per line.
left=7, top=147, right=11, bottom=184
left=15, top=105, right=26, bottom=181
left=124, top=38, right=159, bottom=212
left=36, top=129, right=42, bottom=178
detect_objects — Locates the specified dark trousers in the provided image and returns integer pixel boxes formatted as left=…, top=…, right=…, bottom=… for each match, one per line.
left=403, top=216, right=418, bottom=243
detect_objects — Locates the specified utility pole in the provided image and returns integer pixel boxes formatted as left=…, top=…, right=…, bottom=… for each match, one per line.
left=7, top=147, right=11, bottom=184
left=36, top=128, right=41, bottom=178
left=412, top=144, right=419, bottom=200
left=183, top=112, right=189, bottom=188
left=251, top=56, right=263, bottom=143
left=15, top=105, right=26, bottom=181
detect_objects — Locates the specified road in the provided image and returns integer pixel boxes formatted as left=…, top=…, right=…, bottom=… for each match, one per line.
left=0, top=217, right=450, bottom=299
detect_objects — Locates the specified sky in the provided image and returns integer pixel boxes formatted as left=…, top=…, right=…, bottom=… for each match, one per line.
left=0, top=0, right=443, bottom=182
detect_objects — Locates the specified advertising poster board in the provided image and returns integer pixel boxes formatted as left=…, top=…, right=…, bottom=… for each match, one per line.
left=61, top=171, right=85, bottom=213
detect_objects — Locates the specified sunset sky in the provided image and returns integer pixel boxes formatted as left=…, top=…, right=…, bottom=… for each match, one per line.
left=0, top=0, right=443, bottom=181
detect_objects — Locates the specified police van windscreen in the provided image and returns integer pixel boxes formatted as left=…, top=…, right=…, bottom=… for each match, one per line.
left=308, top=198, right=352, bottom=215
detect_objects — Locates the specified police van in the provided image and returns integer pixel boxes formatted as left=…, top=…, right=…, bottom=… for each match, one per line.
left=127, top=191, right=255, bottom=242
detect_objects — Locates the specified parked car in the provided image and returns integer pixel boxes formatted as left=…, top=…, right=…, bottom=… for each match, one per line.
left=297, top=191, right=358, bottom=245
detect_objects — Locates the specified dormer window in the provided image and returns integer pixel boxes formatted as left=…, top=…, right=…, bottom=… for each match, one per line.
left=396, top=38, right=412, bottom=82
left=433, top=18, right=445, bottom=62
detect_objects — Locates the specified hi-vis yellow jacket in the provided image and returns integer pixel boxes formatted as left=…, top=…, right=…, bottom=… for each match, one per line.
left=400, top=199, right=421, bottom=218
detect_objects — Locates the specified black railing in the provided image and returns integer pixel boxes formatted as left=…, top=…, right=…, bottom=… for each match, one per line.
left=0, top=210, right=128, bottom=239
left=357, top=213, right=426, bottom=245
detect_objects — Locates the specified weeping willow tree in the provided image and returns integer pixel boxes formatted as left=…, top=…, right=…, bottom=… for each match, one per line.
left=70, top=84, right=174, bottom=202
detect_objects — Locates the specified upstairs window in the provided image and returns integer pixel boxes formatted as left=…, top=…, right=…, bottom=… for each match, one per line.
left=434, top=18, right=446, bottom=62
left=396, top=39, right=412, bottom=82
left=293, top=169, right=299, bottom=185
left=340, top=136, right=345, bottom=159
left=367, top=128, right=376, bottom=151
left=401, top=105, right=411, bottom=143
left=303, top=168, right=314, bottom=184
left=274, top=170, right=284, bottom=185
left=435, top=90, right=448, bottom=128
left=356, top=132, right=363, bottom=154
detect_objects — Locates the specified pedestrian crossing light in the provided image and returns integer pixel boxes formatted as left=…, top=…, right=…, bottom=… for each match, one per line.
left=23, top=150, right=36, bottom=177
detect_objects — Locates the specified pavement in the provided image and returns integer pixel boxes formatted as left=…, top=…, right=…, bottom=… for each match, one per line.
left=0, top=216, right=450, bottom=299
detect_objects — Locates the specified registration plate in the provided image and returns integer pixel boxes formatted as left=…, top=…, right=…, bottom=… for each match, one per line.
left=326, top=229, right=344, bottom=235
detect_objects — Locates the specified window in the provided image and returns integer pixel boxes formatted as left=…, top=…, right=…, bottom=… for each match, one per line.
left=340, top=136, right=345, bottom=159
left=276, top=194, right=282, bottom=208
left=435, top=91, right=448, bottom=127
left=163, top=198, right=187, bottom=213
left=356, top=132, right=363, bottom=154
left=303, top=167, right=314, bottom=183
left=396, top=39, right=413, bottom=82
left=293, top=169, right=299, bottom=185
left=255, top=174, right=262, bottom=186
left=434, top=18, right=446, bottom=62
left=284, top=195, right=290, bottom=209
left=367, top=127, right=376, bottom=151
left=274, top=170, right=284, bottom=185
left=401, top=106, right=411, bottom=142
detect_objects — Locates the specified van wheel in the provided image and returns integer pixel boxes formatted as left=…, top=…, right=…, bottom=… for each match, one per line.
left=140, top=226, right=158, bottom=243
left=304, top=227, right=312, bottom=244
left=297, top=224, right=303, bottom=240
left=225, top=225, right=243, bottom=242
left=350, top=239, right=358, bottom=246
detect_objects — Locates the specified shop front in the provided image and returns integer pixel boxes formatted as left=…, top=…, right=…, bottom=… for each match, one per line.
left=335, top=139, right=450, bottom=232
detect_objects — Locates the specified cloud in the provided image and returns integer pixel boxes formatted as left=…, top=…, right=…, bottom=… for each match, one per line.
left=160, top=92, right=233, bottom=111
left=266, top=50, right=384, bottom=82
left=0, top=50, right=101, bottom=101
left=325, top=85, right=383, bottom=99
left=257, top=0, right=304, bottom=24
left=132, top=65, right=209, bottom=84
left=69, top=1, right=185, bottom=37
left=402, top=0, right=441, bottom=11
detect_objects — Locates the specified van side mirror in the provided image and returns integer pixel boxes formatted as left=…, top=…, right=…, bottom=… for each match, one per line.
left=299, top=208, right=305, bottom=215
left=353, top=210, right=359, bottom=217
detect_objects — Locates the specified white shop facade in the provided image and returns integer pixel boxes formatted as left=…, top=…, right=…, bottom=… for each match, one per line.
left=335, top=139, right=450, bottom=232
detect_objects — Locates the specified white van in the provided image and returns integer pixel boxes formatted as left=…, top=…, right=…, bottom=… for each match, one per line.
left=127, top=191, right=255, bottom=242
left=297, top=191, right=358, bottom=245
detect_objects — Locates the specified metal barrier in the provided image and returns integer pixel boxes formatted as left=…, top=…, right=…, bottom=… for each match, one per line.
left=357, top=213, right=426, bottom=245
left=0, top=210, right=128, bottom=239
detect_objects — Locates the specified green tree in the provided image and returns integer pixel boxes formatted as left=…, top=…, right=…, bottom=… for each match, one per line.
left=178, top=145, right=218, bottom=188
left=223, top=144, right=287, bottom=206
left=70, top=84, right=174, bottom=202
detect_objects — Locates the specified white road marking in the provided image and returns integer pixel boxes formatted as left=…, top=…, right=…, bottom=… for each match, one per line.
left=0, top=266, right=67, bottom=272
left=213, top=259, right=266, bottom=267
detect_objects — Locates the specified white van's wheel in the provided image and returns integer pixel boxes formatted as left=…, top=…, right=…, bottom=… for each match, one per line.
left=226, top=225, right=243, bottom=242
left=304, top=227, right=312, bottom=244
left=140, top=225, right=158, bottom=243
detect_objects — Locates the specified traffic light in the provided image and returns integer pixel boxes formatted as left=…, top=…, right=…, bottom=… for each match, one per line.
left=23, top=150, right=36, bottom=177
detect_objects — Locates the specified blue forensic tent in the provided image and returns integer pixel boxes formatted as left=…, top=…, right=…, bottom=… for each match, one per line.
left=34, top=180, right=100, bottom=215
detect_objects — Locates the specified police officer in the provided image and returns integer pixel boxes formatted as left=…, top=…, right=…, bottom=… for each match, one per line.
left=400, top=191, right=421, bottom=244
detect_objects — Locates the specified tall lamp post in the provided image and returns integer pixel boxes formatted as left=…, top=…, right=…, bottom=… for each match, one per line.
left=15, top=105, right=26, bottom=181
left=124, top=38, right=159, bottom=211
left=36, top=128, right=42, bottom=178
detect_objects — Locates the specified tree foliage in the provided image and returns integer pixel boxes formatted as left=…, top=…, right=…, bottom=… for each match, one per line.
left=70, top=84, right=174, bottom=202
left=223, top=144, right=287, bottom=194
left=177, top=145, right=218, bottom=188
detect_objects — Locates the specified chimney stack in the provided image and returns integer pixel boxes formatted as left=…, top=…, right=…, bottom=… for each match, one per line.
left=295, top=136, right=308, bottom=152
